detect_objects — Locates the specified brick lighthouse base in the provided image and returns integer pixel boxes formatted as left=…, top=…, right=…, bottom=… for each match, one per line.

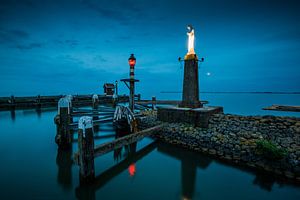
left=157, top=106, right=223, bottom=128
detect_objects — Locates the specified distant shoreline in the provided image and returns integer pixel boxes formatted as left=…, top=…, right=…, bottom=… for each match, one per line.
left=161, top=91, right=300, bottom=94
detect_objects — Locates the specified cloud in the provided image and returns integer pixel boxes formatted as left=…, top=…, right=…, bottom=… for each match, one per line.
left=81, top=0, right=146, bottom=25
left=54, top=39, right=79, bottom=48
left=0, top=28, right=30, bottom=44
left=15, top=42, right=43, bottom=50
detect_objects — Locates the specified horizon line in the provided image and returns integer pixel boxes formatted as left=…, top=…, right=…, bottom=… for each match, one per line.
left=161, top=91, right=300, bottom=94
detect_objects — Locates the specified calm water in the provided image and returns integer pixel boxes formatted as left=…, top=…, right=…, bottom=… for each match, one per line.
left=0, top=94, right=300, bottom=200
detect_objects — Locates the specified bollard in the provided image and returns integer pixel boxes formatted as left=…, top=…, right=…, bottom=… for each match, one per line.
left=137, top=94, right=141, bottom=101
left=10, top=95, right=15, bottom=109
left=152, top=96, right=157, bottom=110
left=65, top=95, right=73, bottom=112
left=55, top=97, right=72, bottom=149
left=78, top=116, right=95, bottom=184
left=92, top=94, right=99, bottom=109
left=112, top=93, right=118, bottom=108
left=36, top=95, right=41, bottom=108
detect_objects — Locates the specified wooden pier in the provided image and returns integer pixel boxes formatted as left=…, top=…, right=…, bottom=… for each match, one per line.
left=74, top=115, right=163, bottom=184
left=0, top=94, right=129, bottom=111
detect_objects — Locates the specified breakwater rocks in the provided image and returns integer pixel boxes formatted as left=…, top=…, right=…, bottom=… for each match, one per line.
left=138, top=112, right=300, bottom=182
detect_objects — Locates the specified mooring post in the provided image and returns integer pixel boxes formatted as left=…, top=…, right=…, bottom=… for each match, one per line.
left=10, top=95, right=15, bottom=109
left=92, top=94, right=99, bottom=109
left=65, top=95, right=73, bottom=113
left=55, top=97, right=72, bottom=149
left=152, top=96, right=157, bottom=110
left=36, top=95, right=41, bottom=108
left=112, top=93, right=118, bottom=108
left=115, top=80, right=118, bottom=96
left=78, top=116, right=95, bottom=184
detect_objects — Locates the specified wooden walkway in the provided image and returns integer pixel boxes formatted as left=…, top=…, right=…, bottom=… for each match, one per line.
left=0, top=94, right=129, bottom=110
left=74, top=124, right=164, bottom=163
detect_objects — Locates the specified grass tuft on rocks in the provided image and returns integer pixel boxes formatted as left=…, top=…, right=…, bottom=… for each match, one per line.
left=255, top=139, right=287, bottom=160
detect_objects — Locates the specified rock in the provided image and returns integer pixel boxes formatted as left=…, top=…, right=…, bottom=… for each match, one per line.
left=228, top=133, right=236, bottom=137
left=209, top=149, right=216, bottom=155
left=284, top=171, right=295, bottom=179
left=225, top=155, right=232, bottom=160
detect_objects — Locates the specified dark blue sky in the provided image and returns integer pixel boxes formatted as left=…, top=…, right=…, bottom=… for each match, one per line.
left=0, top=0, right=299, bottom=97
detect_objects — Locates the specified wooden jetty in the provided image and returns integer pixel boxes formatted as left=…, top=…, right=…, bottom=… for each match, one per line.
left=263, top=104, right=300, bottom=112
left=0, top=94, right=129, bottom=111
left=74, top=115, right=164, bottom=184
left=75, top=141, right=157, bottom=199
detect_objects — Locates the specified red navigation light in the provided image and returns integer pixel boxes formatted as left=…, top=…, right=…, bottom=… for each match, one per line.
left=128, top=163, right=136, bottom=177
left=128, top=54, right=136, bottom=67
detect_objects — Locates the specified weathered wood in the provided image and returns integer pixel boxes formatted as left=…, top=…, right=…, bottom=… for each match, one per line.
left=92, top=94, right=99, bottom=109
left=93, top=124, right=164, bottom=158
left=78, top=116, right=95, bottom=184
left=263, top=104, right=300, bottom=112
left=0, top=94, right=129, bottom=110
left=69, top=117, right=114, bottom=129
left=75, top=141, right=156, bottom=197
left=55, top=98, right=73, bottom=149
left=152, top=96, right=157, bottom=110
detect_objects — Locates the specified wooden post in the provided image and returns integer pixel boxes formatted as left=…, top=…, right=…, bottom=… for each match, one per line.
left=55, top=97, right=72, bottom=149
left=92, top=94, right=99, bottom=109
left=65, top=95, right=73, bottom=113
left=10, top=95, right=15, bottom=109
left=115, top=80, right=118, bottom=96
left=36, top=95, right=41, bottom=108
left=112, top=94, right=118, bottom=108
left=78, top=116, right=95, bottom=184
left=152, top=96, right=157, bottom=110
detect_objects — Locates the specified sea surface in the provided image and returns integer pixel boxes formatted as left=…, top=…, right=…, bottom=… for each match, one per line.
left=0, top=94, right=300, bottom=200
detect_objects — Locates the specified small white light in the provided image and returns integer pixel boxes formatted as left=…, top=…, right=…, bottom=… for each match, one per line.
left=206, top=72, right=211, bottom=76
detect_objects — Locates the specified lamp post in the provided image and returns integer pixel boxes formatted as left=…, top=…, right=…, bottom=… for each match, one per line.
left=115, top=80, right=118, bottom=96
left=121, top=54, right=139, bottom=112
left=128, top=54, right=136, bottom=111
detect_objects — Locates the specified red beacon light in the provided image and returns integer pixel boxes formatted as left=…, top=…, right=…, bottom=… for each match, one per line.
left=128, top=54, right=136, bottom=67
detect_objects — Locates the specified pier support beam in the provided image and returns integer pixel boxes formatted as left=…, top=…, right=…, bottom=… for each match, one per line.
left=55, top=97, right=73, bottom=149
left=152, top=96, right=157, bottom=110
left=92, top=94, right=99, bottom=109
left=78, top=116, right=95, bottom=184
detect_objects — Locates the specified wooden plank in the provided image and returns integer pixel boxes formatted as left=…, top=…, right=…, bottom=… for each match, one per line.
left=0, top=94, right=129, bottom=111
left=93, top=124, right=164, bottom=158
left=263, top=104, right=300, bottom=112
left=75, top=141, right=156, bottom=195
left=68, top=117, right=114, bottom=129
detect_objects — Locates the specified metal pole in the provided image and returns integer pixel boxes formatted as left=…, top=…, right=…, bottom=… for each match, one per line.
left=129, top=56, right=135, bottom=112
left=115, top=80, right=118, bottom=96
left=129, top=80, right=134, bottom=112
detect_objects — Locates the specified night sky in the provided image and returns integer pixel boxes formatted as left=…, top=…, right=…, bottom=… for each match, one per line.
left=0, top=0, right=300, bottom=97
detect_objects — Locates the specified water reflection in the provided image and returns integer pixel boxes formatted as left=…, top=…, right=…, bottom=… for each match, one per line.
left=75, top=141, right=156, bottom=200
left=56, top=147, right=73, bottom=190
left=157, top=142, right=212, bottom=200
left=36, top=107, right=42, bottom=118
left=10, top=110, right=16, bottom=122
left=113, top=128, right=137, bottom=162
left=252, top=172, right=286, bottom=192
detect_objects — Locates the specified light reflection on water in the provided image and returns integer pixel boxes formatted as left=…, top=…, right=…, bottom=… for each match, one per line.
left=0, top=96, right=299, bottom=199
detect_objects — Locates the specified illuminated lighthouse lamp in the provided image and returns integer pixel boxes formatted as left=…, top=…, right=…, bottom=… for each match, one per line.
left=128, top=54, right=136, bottom=67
